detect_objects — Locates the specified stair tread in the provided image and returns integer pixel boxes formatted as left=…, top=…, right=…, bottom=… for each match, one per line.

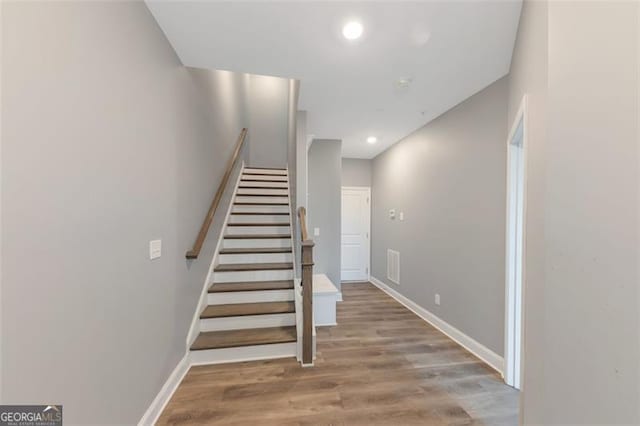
left=243, top=172, right=287, bottom=176
left=241, top=179, right=287, bottom=182
left=220, top=247, right=292, bottom=254
left=236, top=193, right=287, bottom=197
left=233, top=201, right=289, bottom=206
left=200, top=301, right=295, bottom=318
left=224, top=234, right=291, bottom=239
left=239, top=185, right=288, bottom=189
left=245, top=167, right=287, bottom=171
left=214, top=262, right=293, bottom=272
left=227, top=223, right=290, bottom=227
left=209, top=280, right=294, bottom=293
left=231, top=212, right=290, bottom=216
left=190, top=326, right=297, bottom=351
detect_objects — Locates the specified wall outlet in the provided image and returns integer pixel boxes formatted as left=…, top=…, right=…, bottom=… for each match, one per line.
left=435, top=294, right=441, bottom=306
left=389, top=209, right=396, bottom=219
left=314, top=227, right=320, bottom=236
left=149, top=240, right=162, bottom=260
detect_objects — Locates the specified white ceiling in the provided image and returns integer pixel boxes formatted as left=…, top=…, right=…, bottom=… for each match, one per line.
left=147, top=1, right=522, bottom=159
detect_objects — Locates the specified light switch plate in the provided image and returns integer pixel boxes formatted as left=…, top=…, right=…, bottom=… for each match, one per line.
left=314, top=228, right=320, bottom=236
left=149, top=240, right=162, bottom=260
left=399, top=212, right=404, bottom=221
left=435, top=294, right=441, bottom=306
left=389, top=209, right=396, bottom=219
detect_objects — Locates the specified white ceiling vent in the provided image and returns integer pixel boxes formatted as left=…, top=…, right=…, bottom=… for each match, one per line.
left=387, top=249, right=400, bottom=285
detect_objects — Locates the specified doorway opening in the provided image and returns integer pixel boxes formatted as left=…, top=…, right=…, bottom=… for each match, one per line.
left=505, top=96, right=527, bottom=390
left=340, top=187, right=371, bottom=282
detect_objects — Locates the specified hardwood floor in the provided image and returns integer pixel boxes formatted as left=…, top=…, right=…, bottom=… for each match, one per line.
left=158, top=282, right=518, bottom=425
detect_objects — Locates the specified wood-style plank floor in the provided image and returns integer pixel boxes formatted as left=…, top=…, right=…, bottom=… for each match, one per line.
left=158, top=282, right=519, bottom=425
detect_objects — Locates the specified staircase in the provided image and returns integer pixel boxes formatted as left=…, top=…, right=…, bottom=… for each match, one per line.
left=189, top=166, right=298, bottom=365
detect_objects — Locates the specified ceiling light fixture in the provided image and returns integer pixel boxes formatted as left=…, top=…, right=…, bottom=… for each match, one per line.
left=397, top=77, right=413, bottom=88
left=342, top=21, right=363, bottom=40
left=367, top=136, right=377, bottom=144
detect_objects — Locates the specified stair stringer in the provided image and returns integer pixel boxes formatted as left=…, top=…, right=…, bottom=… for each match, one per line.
left=186, top=161, right=246, bottom=349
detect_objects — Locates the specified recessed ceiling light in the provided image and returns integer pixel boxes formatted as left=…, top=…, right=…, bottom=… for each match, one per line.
left=367, top=136, right=377, bottom=144
left=343, top=21, right=363, bottom=40
left=397, top=78, right=413, bottom=88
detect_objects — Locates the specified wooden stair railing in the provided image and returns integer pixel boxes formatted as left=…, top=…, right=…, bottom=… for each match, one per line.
left=186, top=128, right=248, bottom=259
left=297, top=206, right=314, bottom=364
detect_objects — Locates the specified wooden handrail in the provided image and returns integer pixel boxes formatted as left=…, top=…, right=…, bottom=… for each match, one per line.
left=186, top=128, right=248, bottom=259
left=297, top=207, right=314, bottom=365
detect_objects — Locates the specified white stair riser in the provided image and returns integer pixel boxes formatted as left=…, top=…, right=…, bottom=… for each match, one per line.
left=223, top=238, right=291, bottom=249
left=233, top=205, right=290, bottom=214
left=241, top=175, right=287, bottom=182
left=237, top=188, right=289, bottom=196
left=207, top=290, right=294, bottom=305
left=239, top=182, right=288, bottom=189
left=189, top=342, right=296, bottom=366
left=199, top=312, right=295, bottom=331
left=226, top=226, right=290, bottom=235
left=235, top=196, right=288, bottom=204
left=218, top=252, right=293, bottom=264
left=229, top=214, right=290, bottom=224
left=244, top=168, right=287, bottom=175
left=214, top=269, right=294, bottom=283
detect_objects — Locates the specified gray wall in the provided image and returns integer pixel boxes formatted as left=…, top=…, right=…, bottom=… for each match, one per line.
left=341, top=158, right=372, bottom=187
left=507, top=0, right=548, bottom=422
left=1, top=1, right=287, bottom=424
left=287, top=81, right=299, bottom=275
left=247, top=75, right=291, bottom=168
left=295, top=111, right=309, bottom=212
left=294, top=111, right=308, bottom=278
left=308, top=139, right=342, bottom=288
left=371, top=77, right=508, bottom=355
left=511, top=1, right=640, bottom=423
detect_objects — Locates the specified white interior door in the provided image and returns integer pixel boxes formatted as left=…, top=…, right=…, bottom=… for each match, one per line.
left=341, top=187, right=370, bottom=281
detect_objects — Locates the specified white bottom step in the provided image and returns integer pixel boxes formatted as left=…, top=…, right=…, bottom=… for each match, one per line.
left=207, top=289, right=294, bottom=305
left=189, top=342, right=297, bottom=366
left=229, top=214, right=290, bottom=224
left=223, top=239, right=291, bottom=249
left=213, top=270, right=294, bottom=283
left=233, top=205, right=290, bottom=214
left=199, top=312, right=296, bottom=332
left=218, top=252, right=292, bottom=264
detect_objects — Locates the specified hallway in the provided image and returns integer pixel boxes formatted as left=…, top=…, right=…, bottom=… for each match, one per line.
left=158, top=283, right=518, bottom=425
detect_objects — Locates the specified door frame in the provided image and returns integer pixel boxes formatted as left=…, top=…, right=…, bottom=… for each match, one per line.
left=341, top=186, right=371, bottom=282
left=504, top=95, right=528, bottom=389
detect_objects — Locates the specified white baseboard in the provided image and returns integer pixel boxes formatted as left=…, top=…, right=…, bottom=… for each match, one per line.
left=138, top=352, right=190, bottom=426
left=369, top=276, right=504, bottom=375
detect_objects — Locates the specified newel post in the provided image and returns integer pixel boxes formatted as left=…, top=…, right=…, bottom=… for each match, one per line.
left=301, top=239, right=314, bottom=365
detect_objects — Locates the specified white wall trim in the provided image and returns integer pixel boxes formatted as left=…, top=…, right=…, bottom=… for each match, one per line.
left=336, top=291, right=343, bottom=302
left=504, top=94, right=528, bottom=390
left=369, top=276, right=504, bottom=375
left=138, top=352, right=190, bottom=426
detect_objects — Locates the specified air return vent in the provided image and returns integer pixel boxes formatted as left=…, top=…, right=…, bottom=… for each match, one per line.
left=387, top=249, right=400, bottom=285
